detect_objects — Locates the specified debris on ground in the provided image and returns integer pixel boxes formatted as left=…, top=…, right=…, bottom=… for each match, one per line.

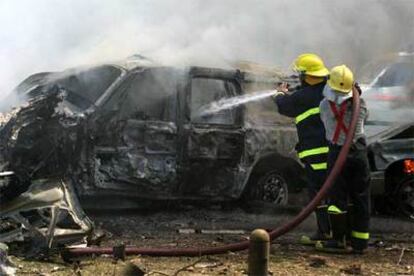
left=5, top=211, right=414, bottom=276
left=340, top=264, right=363, bottom=275
left=307, top=255, right=327, bottom=268
left=120, top=262, right=146, bottom=276
left=0, top=243, right=16, bottom=276
left=0, top=177, right=93, bottom=256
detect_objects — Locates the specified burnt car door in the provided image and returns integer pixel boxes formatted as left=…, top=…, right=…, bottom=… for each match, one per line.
left=178, top=69, right=245, bottom=199
left=89, top=68, right=182, bottom=198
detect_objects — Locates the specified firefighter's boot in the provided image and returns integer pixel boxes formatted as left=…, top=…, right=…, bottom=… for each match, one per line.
left=315, top=207, right=350, bottom=253
left=300, top=205, right=331, bottom=246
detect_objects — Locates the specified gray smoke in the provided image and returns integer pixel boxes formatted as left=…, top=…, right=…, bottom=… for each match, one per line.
left=0, top=0, right=413, bottom=99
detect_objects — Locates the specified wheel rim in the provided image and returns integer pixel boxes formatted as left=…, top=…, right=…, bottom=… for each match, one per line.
left=398, top=177, right=414, bottom=220
left=261, top=173, right=288, bottom=205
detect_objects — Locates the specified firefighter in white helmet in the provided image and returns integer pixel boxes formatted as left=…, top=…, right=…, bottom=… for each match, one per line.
left=317, top=65, right=370, bottom=254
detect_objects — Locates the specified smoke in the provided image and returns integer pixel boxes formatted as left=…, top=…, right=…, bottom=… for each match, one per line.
left=0, top=0, right=413, bottom=99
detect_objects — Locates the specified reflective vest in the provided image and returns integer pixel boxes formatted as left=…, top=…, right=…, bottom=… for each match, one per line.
left=328, top=101, right=349, bottom=144
left=275, top=82, right=328, bottom=170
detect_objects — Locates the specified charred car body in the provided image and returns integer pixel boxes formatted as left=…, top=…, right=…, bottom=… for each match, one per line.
left=2, top=64, right=303, bottom=205
left=0, top=62, right=305, bottom=248
left=367, top=124, right=414, bottom=219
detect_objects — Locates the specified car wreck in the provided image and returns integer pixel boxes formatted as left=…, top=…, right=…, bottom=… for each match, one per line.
left=367, top=123, right=414, bottom=218
left=363, top=53, right=414, bottom=219
left=0, top=61, right=304, bottom=251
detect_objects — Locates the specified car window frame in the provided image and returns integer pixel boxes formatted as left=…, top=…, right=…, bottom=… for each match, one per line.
left=186, top=76, right=244, bottom=128
left=96, top=67, right=180, bottom=123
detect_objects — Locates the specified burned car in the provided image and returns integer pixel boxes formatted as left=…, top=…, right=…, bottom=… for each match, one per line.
left=363, top=53, right=414, bottom=219
left=0, top=62, right=304, bottom=215
left=0, top=61, right=306, bottom=249
left=367, top=124, right=414, bottom=219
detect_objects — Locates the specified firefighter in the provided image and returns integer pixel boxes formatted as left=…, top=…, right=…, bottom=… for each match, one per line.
left=316, top=65, right=370, bottom=254
left=274, top=53, right=331, bottom=245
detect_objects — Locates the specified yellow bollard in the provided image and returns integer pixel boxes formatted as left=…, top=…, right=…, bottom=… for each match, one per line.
left=248, top=229, right=270, bottom=276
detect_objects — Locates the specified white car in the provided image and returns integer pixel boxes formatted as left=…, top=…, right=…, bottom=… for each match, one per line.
left=363, top=53, right=414, bottom=131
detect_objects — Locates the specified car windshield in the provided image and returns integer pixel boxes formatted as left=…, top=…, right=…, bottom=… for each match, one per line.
left=58, top=65, right=122, bottom=109
left=373, top=62, right=414, bottom=87
left=102, top=68, right=180, bottom=122
left=35, top=65, right=122, bottom=110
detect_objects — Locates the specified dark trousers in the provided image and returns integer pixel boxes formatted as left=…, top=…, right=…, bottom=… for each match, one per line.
left=327, top=140, right=371, bottom=250
left=304, top=163, right=330, bottom=235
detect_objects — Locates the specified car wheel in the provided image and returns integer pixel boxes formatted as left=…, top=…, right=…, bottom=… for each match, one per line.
left=245, top=169, right=289, bottom=206
left=395, top=176, right=414, bottom=220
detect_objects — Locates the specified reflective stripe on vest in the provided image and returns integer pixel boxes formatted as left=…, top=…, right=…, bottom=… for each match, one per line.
left=351, top=231, right=369, bottom=240
left=310, top=162, right=327, bottom=170
left=295, top=107, right=320, bottom=124
left=298, top=146, right=329, bottom=159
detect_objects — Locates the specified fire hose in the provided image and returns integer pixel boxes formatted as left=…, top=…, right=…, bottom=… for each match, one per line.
left=66, top=87, right=361, bottom=257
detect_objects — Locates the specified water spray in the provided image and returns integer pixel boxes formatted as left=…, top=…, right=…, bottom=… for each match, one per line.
left=65, top=87, right=361, bottom=258
left=195, top=90, right=285, bottom=118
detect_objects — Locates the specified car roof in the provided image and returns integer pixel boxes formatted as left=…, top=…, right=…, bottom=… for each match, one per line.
left=113, top=55, right=290, bottom=84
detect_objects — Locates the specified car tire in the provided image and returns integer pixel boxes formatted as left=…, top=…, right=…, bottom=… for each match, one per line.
left=394, top=175, right=414, bottom=220
left=243, top=169, right=289, bottom=207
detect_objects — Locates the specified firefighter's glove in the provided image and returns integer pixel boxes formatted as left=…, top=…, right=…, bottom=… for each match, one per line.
left=277, top=82, right=289, bottom=93
left=271, top=90, right=286, bottom=100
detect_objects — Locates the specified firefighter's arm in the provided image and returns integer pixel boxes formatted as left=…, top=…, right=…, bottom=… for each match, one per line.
left=360, top=98, right=369, bottom=121
left=273, top=90, right=303, bottom=117
left=319, top=99, right=329, bottom=127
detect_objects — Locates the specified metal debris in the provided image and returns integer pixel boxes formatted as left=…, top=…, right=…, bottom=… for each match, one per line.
left=0, top=243, right=16, bottom=276
left=0, top=178, right=93, bottom=253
